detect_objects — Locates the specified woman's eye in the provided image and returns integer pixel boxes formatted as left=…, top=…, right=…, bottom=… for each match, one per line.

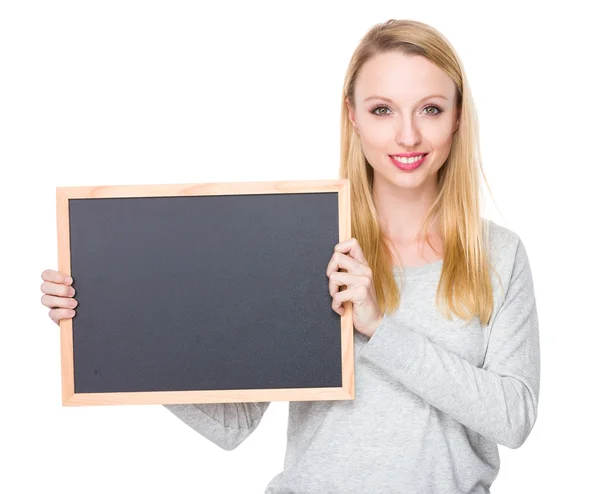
left=424, top=105, right=442, bottom=115
left=371, top=104, right=443, bottom=117
left=372, top=105, right=391, bottom=116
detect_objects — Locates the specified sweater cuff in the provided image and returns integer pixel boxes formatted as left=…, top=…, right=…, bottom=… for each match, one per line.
left=358, top=313, right=422, bottom=378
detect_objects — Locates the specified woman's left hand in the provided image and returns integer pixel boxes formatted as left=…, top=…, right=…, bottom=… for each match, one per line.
left=326, top=237, right=384, bottom=338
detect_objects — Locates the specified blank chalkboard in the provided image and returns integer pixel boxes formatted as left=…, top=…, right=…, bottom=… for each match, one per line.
left=56, top=179, right=354, bottom=406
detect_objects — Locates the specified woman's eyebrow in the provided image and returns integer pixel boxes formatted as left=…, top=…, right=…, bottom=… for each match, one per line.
left=364, top=94, right=449, bottom=104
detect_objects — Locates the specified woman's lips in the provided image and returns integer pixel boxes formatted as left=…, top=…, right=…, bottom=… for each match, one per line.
left=389, top=153, right=428, bottom=171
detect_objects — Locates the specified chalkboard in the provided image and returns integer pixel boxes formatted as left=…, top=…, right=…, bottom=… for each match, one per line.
left=56, top=179, right=354, bottom=406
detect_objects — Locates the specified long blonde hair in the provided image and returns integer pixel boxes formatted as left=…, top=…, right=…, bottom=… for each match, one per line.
left=340, top=19, right=498, bottom=325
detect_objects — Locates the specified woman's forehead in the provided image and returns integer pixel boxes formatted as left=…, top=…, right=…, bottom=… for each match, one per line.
left=355, top=52, right=455, bottom=104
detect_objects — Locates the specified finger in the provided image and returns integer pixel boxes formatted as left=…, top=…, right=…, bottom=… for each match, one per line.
left=49, top=308, right=76, bottom=325
left=332, top=288, right=353, bottom=313
left=41, top=280, right=76, bottom=298
left=334, top=238, right=368, bottom=266
left=331, top=299, right=345, bottom=316
left=328, top=271, right=367, bottom=298
left=326, top=251, right=370, bottom=278
left=41, top=294, right=78, bottom=309
left=41, top=269, right=73, bottom=285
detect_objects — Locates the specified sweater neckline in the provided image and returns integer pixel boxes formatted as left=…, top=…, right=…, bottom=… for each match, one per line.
left=393, top=258, right=443, bottom=278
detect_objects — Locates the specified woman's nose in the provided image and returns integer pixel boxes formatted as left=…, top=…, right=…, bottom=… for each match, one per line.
left=395, top=118, right=421, bottom=147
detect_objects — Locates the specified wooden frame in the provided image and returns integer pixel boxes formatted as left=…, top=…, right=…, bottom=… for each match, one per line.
left=56, top=179, right=353, bottom=406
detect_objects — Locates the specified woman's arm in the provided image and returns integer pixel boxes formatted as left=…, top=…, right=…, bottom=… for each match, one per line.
left=163, top=401, right=270, bottom=451
left=359, top=238, right=540, bottom=449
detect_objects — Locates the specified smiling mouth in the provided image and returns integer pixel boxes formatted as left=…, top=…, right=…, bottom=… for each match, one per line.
left=390, top=153, right=428, bottom=164
left=389, top=153, right=428, bottom=170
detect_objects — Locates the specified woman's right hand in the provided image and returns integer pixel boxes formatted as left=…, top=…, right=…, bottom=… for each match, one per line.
left=40, top=269, right=78, bottom=325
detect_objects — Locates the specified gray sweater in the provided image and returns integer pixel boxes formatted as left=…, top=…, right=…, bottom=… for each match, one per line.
left=164, top=219, right=540, bottom=493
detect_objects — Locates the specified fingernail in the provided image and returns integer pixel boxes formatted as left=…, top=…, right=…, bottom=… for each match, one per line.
left=65, top=276, right=73, bottom=284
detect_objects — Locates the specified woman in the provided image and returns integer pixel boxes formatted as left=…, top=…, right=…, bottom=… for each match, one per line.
left=40, top=19, right=540, bottom=493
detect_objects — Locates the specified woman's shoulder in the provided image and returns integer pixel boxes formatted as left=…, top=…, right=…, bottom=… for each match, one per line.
left=484, top=218, right=524, bottom=266
left=485, top=217, right=520, bottom=246
left=483, top=217, right=534, bottom=302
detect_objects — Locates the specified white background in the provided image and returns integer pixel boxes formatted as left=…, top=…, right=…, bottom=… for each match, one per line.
left=1, top=1, right=598, bottom=493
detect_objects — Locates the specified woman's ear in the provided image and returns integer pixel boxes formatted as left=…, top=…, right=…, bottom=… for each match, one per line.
left=346, top=97, right=360, bottom=136
left=453, top=105, right=461, bottom=133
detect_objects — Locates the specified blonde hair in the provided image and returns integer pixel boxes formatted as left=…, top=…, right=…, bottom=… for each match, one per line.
left=340, top=19, right=498, bottom=325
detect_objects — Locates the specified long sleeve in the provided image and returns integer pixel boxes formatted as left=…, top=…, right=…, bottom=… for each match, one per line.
left=163, top=401, right=270, bottom=451
left=358, top=238, right=540, bottom=449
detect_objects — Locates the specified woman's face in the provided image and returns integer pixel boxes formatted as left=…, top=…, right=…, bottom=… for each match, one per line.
left=347, top=51, right=460, bottom=190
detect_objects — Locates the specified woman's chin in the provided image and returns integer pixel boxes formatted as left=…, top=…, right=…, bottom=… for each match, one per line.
left=389, top=169, right=438, bottom=190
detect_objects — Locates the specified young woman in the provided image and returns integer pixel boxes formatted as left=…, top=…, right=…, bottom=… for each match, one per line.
left=40, top=19, right=540, bottom=493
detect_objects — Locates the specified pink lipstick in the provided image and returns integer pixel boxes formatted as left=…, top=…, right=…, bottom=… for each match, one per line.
left=389, top=153, right=428, bottom=171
